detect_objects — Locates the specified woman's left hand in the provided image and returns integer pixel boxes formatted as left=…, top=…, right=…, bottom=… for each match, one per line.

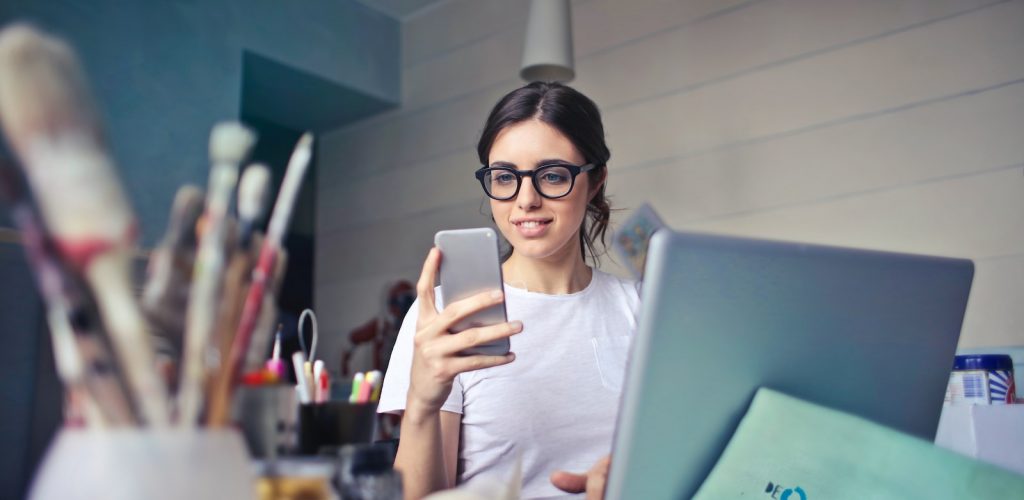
left=550, top=455, right=611, bottom=499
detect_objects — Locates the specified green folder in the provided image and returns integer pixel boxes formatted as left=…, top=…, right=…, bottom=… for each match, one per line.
left=695, top=388, right=1024, bottom=499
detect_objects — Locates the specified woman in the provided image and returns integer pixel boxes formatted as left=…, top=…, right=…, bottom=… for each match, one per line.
left=379, top=82, right=640, bottom=499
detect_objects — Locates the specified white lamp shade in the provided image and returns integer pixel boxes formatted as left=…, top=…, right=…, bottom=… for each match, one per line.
left=520, top=0, right=575, bottom=82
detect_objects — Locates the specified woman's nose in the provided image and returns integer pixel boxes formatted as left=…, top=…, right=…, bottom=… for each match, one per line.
left=516, top=177, right=542, bottom=209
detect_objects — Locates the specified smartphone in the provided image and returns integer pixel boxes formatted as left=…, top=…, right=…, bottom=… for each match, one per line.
left=434, top=228, right=510, bottom=356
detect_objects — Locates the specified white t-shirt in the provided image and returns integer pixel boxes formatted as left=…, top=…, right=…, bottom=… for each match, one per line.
left=379, top=269, right=641, bottom=499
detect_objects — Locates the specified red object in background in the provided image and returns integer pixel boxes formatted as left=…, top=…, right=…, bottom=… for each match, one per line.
left=340, top=280, right=415, bottom=440
left=340, top=280, right=415, bottom=377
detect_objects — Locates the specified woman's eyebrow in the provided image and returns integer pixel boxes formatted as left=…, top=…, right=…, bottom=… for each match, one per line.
left=489, top=158, right=570, bottom=169
left=535, top=158, right=569, bottom=166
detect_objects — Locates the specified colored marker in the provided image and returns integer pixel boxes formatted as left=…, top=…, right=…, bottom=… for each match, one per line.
left=292, top=351, right=311, bottom=404
left=356, top=373, right=373, bottom=404
left=264, top=325, right=284, bottom=378
left=304, top=361, right=314, bottom=396
left=312, top=360, right=324, bottom=402
left=367, top=370, right=383, bottom=403
left=349, top=372, right=364, bottom=403
left=317, top=367, right=330, bottom=403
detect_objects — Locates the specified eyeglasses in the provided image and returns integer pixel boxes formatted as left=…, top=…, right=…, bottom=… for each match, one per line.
left=474, top=163, right=596, bottom=200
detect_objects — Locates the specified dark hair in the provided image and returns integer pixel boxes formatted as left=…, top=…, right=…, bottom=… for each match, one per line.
left=477, top=81, right=612, bottom=264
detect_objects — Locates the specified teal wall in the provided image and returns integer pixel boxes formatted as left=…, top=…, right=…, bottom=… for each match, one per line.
left=0, top=0, right=399, bottom=244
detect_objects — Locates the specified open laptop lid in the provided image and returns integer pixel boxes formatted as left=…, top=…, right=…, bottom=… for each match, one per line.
left=606, top=231, right=974, bottom=500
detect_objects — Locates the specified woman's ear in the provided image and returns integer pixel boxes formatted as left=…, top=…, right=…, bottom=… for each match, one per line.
left=588, top=167, right=608, bottom=201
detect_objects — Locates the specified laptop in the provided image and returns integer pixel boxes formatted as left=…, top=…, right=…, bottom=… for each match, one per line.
left=606, top=231, right=974, bottom=500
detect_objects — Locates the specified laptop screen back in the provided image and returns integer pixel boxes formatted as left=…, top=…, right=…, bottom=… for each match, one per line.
left=606, top=231, right=974, bottom=499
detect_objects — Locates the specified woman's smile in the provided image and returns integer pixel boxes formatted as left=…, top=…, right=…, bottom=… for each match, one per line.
left=511, top=217, right=553, bottom=237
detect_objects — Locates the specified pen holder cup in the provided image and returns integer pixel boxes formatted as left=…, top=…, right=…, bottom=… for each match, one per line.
left=28, top=428, right=255, bottom=500
left=298, top=401, right=377, bottom=455
left=233, top=384, right=299, bottom=458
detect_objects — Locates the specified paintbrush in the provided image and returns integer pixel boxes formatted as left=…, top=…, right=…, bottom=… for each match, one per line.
left=212, top=165, right=271, bottom=371
left=176, top=122, right=255, bottom=427
left=243, top=250, right=287, bottom=373
left=216, top=133, right=312, bottom=420
left=142, top=184, right=204, bottom=390
left=0, top=24, right=169, bottom=426
left=236, top=164, right=271, bottom=249
left=0, top=160, right=138, bottom=427
left=203, top=164, right=272, bottom=425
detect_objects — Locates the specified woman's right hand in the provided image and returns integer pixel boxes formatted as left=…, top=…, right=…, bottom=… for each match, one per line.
left=406, top=247, right=521, bottom=415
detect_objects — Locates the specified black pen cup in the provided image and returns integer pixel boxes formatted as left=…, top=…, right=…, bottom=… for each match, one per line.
left=298, top=401, right=377, bottom=455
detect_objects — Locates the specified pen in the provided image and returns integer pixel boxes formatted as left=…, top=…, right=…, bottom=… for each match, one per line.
left=349, top=372, right=364, bottom=403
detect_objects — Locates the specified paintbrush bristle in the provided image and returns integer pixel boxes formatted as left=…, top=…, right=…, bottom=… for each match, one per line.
left=237, top=164, right=270, bottom=222
left=263, top=132, right=314, bottom=244
left=296, top=132, right=313, bottom=152
left=0, top=23, right=132, bottom=242
left=209, top=122, right=255, bottom=166
left=0, top=23, right=102, bottom=154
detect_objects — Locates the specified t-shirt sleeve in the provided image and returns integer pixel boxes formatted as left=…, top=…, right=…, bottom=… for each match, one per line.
left=377, top=296, right=465, bottom=415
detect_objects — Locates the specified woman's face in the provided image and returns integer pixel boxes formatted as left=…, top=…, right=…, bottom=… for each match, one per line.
left=487, top=119, right=600, bottom=262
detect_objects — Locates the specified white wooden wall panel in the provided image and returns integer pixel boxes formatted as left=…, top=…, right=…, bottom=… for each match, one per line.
left=962, top=256, right=1024, bottom=347
left=578, top=0, right=1002, bottom=110
left=609, top=82, right=1024, bottom=225
left=681, top=167, right=1024, bottom=259
left=606, top=1, right=1024, bottom=172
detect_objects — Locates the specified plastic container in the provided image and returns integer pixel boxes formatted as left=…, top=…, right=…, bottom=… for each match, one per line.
left=946, top=354, right=1016, bottom=405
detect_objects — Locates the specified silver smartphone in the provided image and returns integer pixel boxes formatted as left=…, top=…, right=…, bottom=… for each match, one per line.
left=434, top=228, right=510, bottom=356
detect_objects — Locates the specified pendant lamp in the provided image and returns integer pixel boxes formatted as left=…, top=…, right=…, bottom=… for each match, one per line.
left=520, top=0, right=575, bottom=82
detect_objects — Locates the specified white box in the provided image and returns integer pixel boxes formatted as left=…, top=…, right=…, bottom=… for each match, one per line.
left=935, top=404, right=1024, bottom=475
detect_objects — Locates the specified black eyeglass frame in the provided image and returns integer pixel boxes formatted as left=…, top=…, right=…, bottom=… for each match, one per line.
left=474, top=163, right=597, bottom=200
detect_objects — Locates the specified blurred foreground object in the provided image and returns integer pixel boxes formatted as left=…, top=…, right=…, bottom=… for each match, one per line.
left=28, top=429, right=255, bottom=499
left=0, top=22, right=168, bottom=426
left=0, top=159, right=137, bottom=427
left=611, top=203, right=666, bottom=280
